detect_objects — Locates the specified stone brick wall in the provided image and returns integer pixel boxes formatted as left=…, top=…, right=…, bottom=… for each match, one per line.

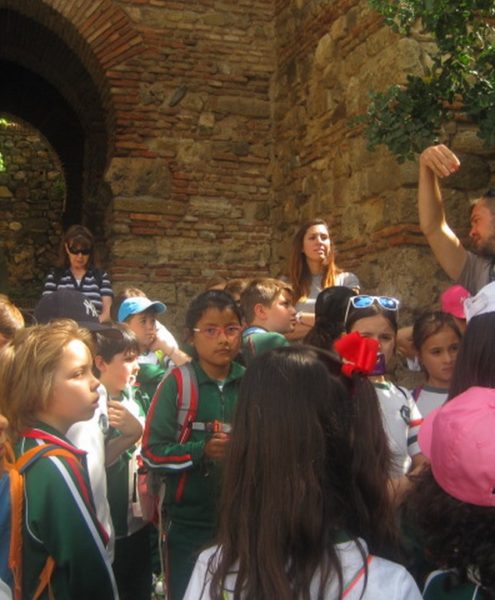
left=0, top=119, right=64, bottom=306
left=270, top=0, right=495, bottom=318
left=103, top=1, right=277, bottom=327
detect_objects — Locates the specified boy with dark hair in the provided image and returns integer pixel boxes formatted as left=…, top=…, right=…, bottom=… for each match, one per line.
left=93, top=324, right=151, bottom=600
left=240, top=278, right=296, bottom=364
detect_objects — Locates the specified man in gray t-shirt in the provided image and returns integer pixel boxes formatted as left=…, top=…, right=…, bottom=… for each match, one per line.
left=418, top=144, right=495, bottom=294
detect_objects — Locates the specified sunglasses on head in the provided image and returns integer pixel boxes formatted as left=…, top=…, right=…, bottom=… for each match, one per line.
left=68, top=246, right=92, bottom=256
left=344, top=295, right=399, bottom=324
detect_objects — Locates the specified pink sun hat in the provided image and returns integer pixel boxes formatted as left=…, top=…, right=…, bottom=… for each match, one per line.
left=418, top=386, right=495, bottom=507
left=440, top=285, right=470, bottom=319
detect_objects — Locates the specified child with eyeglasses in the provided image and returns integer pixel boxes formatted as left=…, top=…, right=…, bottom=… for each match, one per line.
left=141, top=290, right=245, bottom=600
left=344, top=295, right=427, bottom=505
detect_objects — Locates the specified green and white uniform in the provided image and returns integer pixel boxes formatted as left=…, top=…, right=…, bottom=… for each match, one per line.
left=136, top=359, right=166, bottom=414
left=16, top=423, right=118, bottom=600
left=142, top=360, right=244, bottom=600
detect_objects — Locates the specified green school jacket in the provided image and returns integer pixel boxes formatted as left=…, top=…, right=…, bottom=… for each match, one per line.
left=141, top=360, right=245, bottom=526
left=136, top=362, right=165, bottom=413
left=15, top=422, right=118, bottom=599
left=241, top=330, right=289, bottom=365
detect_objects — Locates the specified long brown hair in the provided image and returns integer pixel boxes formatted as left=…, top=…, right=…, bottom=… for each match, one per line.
left=206, top=346, right=397, bottom=599
left=288, top=219, right=339, bottom=304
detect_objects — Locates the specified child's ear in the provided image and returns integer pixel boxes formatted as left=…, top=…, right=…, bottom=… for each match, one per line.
left=253, top=303, right=267, bottom=321
left=94, top=355, right=107, bottom=374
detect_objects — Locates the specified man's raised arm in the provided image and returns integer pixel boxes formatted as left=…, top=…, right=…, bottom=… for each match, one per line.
left=418, top=144, right=467, bottom=280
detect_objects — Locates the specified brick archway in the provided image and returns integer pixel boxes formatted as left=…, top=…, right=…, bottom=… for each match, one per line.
left=0, top=0, right=144, bottom=226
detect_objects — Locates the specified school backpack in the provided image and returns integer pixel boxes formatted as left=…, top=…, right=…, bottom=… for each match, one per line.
left=138, top=362, right=200, bottom=524
left=2, top=442, right=76, bottom=600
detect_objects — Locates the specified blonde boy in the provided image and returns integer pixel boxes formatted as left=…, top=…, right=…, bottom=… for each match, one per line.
left=240, top=278, right=296, bottom=364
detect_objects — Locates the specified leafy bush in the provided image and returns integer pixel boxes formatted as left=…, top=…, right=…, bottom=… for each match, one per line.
left=357, top=1, right=495, bottom=162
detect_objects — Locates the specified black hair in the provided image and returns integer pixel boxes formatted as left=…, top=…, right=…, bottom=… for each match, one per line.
left=345, top=302, right=399, bottom=334
left=449, top=313, right=495, bottom=399
left=184, top=290, right=243, bottom=332
left=92, top=324, right=139, bottom=376
left=304, top=286, right=356, bottom=348
left=405, top=466, right=495, bottom=597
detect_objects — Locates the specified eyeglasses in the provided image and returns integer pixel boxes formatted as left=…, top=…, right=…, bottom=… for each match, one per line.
left=344, top=295, right=399, bottom=324
left=68, top=246, right=92, bottom=256
left=192, top=325, right=242, bottom=338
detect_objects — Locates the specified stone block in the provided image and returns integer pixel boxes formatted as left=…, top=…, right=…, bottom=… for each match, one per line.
left=106, top=157, right=171, bottom=197
left=142, top=283, right=177, bottom=304
left=113, top=196, right=186, bottom=216
left=445, top=154, right=491, bottom=191
left=0, top=186, right=13, bottom=198
left=177, top=139, right=211, bottom=163
left=213, top=96, right=270, bottom=118
left=112, top=237, right=156, bottom=259
left=314, top=33, right=335, bottom=69
left=452, top=128, right=491, bottom=155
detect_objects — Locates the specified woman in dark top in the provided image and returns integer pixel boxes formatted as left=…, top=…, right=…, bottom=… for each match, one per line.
left=42, top=225, right=113, bottom=321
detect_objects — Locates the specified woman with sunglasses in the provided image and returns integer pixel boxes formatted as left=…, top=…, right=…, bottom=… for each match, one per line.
left=42, top=225, right=113, bottom=322
left=287, top=219, right=360, bottom=340
left=344, top=295, right=427, bottom=505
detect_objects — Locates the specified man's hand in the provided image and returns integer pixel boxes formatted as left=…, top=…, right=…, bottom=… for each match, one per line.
left=419, top=144, right=460, bottom=179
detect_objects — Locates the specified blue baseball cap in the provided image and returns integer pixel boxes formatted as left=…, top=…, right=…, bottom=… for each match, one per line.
left=118, top=297, right=167, bottom=322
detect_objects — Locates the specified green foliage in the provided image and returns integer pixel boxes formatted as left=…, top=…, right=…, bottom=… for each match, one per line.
left=358, top=1, right=495, bottom=162
left=0, top=117, right=13, bottom=172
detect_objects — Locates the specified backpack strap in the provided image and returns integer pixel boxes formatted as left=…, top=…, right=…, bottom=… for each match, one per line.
left=174, top=363, right=199, bottom=444
left=342, top=554, right=373, bottom=598
left=9, top=443, right=79, bottom=600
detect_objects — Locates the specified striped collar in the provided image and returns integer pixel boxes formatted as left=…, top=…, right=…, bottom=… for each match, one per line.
left=21, top=422, right=87, bottom=457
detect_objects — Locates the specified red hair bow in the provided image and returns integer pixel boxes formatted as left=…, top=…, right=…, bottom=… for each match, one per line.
left=334, top=331, right=379, bottom=377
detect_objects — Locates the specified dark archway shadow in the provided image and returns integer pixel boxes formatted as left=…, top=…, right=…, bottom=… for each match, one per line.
left=0, top=60, right=84, bottom=226
left=0, top=7, right=111, bottom=227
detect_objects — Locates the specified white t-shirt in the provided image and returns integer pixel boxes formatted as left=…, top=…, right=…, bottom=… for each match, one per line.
left=295, top=272, right=360, bottom=313
left=374, top=382, right=423, bottom=478
left=66, top=384, right=115, bottom=561
left=412, top=384, right=448, bottom=418
left=184, top=539, right=422, bottom=599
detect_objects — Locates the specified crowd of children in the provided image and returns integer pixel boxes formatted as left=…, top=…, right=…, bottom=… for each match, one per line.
left=1, top=236, right=495, bottom=599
